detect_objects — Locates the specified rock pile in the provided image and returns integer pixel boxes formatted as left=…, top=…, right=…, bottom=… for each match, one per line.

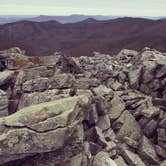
left=0, top=47, right=165, bottom=166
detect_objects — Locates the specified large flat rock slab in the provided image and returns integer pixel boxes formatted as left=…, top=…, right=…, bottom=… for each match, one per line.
left=0, top=95, right=90, bottom=165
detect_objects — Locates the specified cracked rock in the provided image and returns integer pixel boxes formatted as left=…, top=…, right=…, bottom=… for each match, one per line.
left=0, top=95, right=90, bottom=165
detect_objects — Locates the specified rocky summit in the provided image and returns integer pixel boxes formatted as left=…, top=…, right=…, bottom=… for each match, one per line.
left=0, top=47, right=166, bottom=166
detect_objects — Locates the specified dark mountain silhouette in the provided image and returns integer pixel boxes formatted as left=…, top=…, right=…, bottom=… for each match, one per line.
left=0, top=17, right=166, bottom=56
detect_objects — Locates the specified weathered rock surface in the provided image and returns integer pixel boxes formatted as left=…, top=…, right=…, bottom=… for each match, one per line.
left=121, top=149, right=146, bottom=166
left=0, top=95, right=89, bottom=165
left=93, top=151, right=117, bottom=166
left=18, top=89, right=61, bottom=109
left=109, top=93, right=125, bottom=120
left=0, top=90, right=8, bottom=117
left=0, top=70, right=14, bottom=86
left=138, top=136, right=160, bottom=165
left=0, top=47, right=166, bottom=165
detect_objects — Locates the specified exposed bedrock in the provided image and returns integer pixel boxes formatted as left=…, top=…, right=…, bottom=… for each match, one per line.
left=0, top=47, right=165, bottom=165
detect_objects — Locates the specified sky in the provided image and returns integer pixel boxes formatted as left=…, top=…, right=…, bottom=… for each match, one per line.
left=0, top=0, right=166, bottom=16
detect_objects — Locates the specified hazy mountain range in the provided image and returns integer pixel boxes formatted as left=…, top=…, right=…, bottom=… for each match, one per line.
left=0, top=17, right=166, bottom=56
left=0, top=15, right=118, bottom=24
left=0, top=14, right=165, bottom=24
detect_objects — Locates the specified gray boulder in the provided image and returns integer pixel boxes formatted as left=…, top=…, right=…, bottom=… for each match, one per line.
left=93, top=151, right=117, bottom=166
left=121, top=149, right=146, bottom=166
left=0, top=95, right=90, bottom=165
left=114, top=155, right=128, bottom=166
left=138, top=136, right=159, bottom=165
left=50, top=73, right=75, bottom=89
left=97, top=115, right=111, bottom=131
left=140, top=106, right=160, bottom=118
left=109, top=93, right=125, bottom=120
left=22, top=77, right=49, bottom=92
left=18, top=89, right=62, bottom=110
left=128, top=67, right=142, bottom=89
left=112, top=111, right=142, bottom=142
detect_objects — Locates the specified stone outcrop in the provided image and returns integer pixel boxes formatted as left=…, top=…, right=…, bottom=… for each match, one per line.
left=0, top=95, right=89, bottom=165
left=0, top=47, right=166, bottom=165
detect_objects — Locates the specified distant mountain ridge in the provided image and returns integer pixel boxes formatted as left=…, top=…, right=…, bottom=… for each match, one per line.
left=27, top=15, right=118, bottom=23
left=0, top=17, right=166, bottom=56
left=0, top=14, right=166, bottom=24
left=0, top=15, right=118, bottom=24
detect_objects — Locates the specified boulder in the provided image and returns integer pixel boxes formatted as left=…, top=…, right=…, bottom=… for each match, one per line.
left=97, top=115, right=111, bottom=131
left=140, top=106, right=160, bottom=118
left=114, top=155, right=128, bottom=166
left=70, top=153, right=89, bottom=166
left=124, top=136, right=139, bottom=149
left=22, top=74, right=74, bottom=93
left=0, top=95, right=90, bottom=165
left=128, top=67, right=142, bottom=89
left=22, top=77, right=49, bottom=92
left=18, top=89, right=62, bottom=110
left=142, top=61, right=157, bottom=83
left=23, top=66, right=54, bottom=80
left=93, top=151, right=117, bottom=166
left=50, top=73, right=75, bottom=89
left=117, top=49, right=138, bottom=60
left=138, top=136, right=159, bottom=165
left=39, top=54, right=61, bottom=66
left=93, top=85, right=113, bottom=97
left=121, top=149, right=146, bottom=166
left=109, top=93, right=125, bottom=120
left=75, top=78, right=100, bottom=89
left=0, top=47, right=25, bottom=55
left=58, top=55, right=83, bottom=74
left=112, top=111, right=142, bottom=142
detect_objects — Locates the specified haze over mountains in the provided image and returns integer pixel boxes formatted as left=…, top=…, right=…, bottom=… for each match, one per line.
left=0, top=14, right=165, bottom=24
left=0, top=15, right=118, bottom=24
left=0, top=17, right=166, bottom=56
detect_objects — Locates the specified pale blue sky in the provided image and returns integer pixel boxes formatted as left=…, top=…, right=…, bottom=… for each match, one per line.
left=0, top=0, right=166, bottom=16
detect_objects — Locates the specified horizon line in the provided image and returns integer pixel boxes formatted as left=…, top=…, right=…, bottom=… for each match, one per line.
left=0, top=14, right=165, bottom=18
